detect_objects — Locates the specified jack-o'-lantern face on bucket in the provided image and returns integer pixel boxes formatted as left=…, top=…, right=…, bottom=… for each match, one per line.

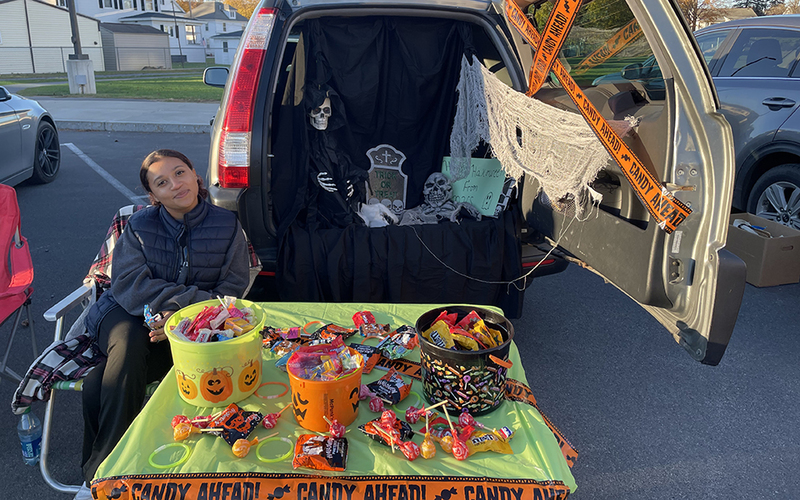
left=176, top=370, right=197, bottom=399
left=200, top=368, right=233, bottom=403
left=238, top=359, right=261, bottom=392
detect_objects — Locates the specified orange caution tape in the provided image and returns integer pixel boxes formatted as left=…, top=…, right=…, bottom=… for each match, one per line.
left=527, top=0, right=583, bottom=96
left=572, top=18, right=643, bottom=76
left=506, top=0, right=691, bottom=233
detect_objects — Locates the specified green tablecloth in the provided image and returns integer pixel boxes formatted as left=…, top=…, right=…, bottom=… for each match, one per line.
left=93, top=303, right=576, bottom=500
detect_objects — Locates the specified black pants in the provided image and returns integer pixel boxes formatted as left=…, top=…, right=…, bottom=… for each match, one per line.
left=81, top=305, right=172, bottom=484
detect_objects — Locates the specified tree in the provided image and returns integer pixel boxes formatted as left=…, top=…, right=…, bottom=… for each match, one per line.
left=732, top=0, right=783, bottom=16
left=767, top=0, right=798, bottom=13
left=174, top=0, right=259, bottom=19
left=678, top=0, right=727, bottom=31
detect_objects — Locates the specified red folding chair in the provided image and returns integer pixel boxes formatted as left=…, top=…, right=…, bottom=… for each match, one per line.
left=0, top=184, right=37, bottom=381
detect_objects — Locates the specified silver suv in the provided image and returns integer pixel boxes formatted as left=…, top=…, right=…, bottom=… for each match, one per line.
left=204, top=0, right=745, bottom=365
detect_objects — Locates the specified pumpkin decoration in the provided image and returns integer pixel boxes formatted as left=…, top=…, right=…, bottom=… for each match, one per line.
left=200, top=367, right=234, bottom=403
left=176, top=370, right=198, bottom=400
left=238, top=359, right=261, bottom=392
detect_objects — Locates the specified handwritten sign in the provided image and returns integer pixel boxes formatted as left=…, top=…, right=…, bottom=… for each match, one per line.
left=442, top=157, right=506, bottom=217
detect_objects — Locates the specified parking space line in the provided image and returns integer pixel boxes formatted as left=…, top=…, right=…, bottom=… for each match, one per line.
left=62, top=143, right=145, bottom=205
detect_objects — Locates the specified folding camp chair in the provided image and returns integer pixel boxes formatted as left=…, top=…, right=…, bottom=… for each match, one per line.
left=0, top=184, right=37, bottom=382
left=18, top=204, right=261, bottom=494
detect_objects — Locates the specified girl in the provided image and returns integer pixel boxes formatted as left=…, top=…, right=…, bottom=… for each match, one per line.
left=78, top=149, right=250, bottom=494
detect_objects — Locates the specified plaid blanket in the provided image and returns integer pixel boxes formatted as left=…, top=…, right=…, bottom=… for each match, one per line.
left=11, top=205, right=262, bottom=415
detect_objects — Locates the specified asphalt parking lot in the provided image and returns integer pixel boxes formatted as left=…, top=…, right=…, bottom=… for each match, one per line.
left=2, top=131, right=799, bottom=499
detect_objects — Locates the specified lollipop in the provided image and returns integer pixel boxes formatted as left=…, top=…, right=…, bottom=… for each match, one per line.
left=262, top=405, right=291, bottom=429
left=451, top=436, right=469, bottom=461
left=440, top=435, right=454, bottom=454
left=369, top=396, right=385, bottom=413
left=420, top=433, right=437, bottom=459
left=359, top=384, right=376, bottom=401
left=323, top=416, right=346, bottom=438
left=380, top=410, right=397, bottom=429
left=171, top=415, right=190, bottom=428
left=400, top=441, right=420, bottom=461
left=173, top=421, right=199, bottom=441
left=458, top=410, right=475, bottom=428
left=232, top=437, right=259, bottom=458
left=405, top=406, right=422, bottom=424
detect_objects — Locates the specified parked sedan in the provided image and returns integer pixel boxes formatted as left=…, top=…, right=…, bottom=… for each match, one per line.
left=0, top=86, right=60, bottom=186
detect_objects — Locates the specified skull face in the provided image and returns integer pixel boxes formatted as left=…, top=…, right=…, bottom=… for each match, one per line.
left=309, top=97, right=331, bottom=130
left=392, top=199, right=404, bottom=214
left=423, top=173, right=452, bottom=208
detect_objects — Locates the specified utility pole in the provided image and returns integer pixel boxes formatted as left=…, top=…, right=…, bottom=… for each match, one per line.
left=66, top=0, right=96, bottom=93
left=171, top=0, right=185, bottom=68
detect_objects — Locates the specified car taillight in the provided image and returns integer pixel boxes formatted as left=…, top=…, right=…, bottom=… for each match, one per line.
left=218, top=7, right=276, bottom=188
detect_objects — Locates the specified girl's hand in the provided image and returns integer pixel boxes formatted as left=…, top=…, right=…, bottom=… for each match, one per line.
left=149, top=311, right=175, bottom=343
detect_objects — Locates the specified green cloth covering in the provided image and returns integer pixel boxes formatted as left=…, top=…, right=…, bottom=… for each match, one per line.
left=95, top=302, right=576, bottom=493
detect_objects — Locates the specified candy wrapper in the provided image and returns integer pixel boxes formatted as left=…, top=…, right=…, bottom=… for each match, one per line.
left=310, top=324, right=357, bottom=344
left=207, top=403, right=263, bottom=446
left=359, top=323, right=391, bottom=337
left=352, top=311, right=376, bottom=327
left=421, top=321, right=455, bottom=349
left=375, top=326, right=418, bottom=359
left=170, top=298, right=256, bottom=343
left=287, top=338, right=361, bottom=381
left=366, top=368, right=412, bottom=405
left=464, top=428, right=514, bottom=456
left=292, top=434, right=348, bottom=471
left=358, top=417, right=415, bottom=446
left=348, top=343, right=382, bottom=374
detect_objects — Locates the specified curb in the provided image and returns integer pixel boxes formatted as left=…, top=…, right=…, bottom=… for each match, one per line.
left=56, top=120, right=210, bottom=134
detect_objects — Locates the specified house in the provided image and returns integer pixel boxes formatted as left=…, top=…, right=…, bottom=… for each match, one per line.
left=41, top=0, right=165, bottom=24
left=100, top=23, right=171, bottom=70
left=0, top=0, right=102, bottom=74
left=116, top=9, right=205, bottom=62
left=209, top=29, right=241, bottom=65
left=189, top=1, right=246, bottom=55
left=696, top=8, right=757, bottom=30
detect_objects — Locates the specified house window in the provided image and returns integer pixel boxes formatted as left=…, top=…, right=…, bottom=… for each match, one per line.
left=186, top=25, right=197, bottom=44
left=145, top=0, right=153, bottom=9
left=223, top=41, right=229, bottom=53
left=160, top=24, right=165, bottom=32
left=222, top=22, right=227, bottom=32
left=169, top=26, right=174, bottom=36
left=57, top=0, right=66, bottom=6
left=205, top=23, right=208, bottom=31
left=103, top=0, right=113, bottom=7
left=122, top=0, right=132, bottom=8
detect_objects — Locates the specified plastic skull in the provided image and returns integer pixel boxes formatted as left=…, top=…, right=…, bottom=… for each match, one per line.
left=392, top=199, right=404, bottom=214
left=423, top=172, right=452, bottom=208
left=309, top=97, right=331, bottom=130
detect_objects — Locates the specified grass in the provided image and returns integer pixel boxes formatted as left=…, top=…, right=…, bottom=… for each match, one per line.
left=16, top=76, right=224, bottom=102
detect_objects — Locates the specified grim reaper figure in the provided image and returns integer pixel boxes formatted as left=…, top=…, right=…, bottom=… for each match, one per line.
left=399, top=172, right=482, bottom=225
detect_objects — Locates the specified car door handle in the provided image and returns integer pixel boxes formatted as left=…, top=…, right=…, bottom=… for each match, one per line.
left=762, top=97, right=796, bottom=109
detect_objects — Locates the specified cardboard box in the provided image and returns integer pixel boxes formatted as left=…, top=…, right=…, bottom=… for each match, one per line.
left=726, top=213, right=800, bottom=287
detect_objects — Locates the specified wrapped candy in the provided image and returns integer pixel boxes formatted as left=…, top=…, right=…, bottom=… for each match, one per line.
left=232, top=437, right=258, bottom=458
left=451, top=437, right=469, bottom=461
left=172, top=415, right=190, bottom=428
left=369, top=396, right=385, bottom=413
left=458, top=411, right=476, bottom=428
left=293, top=434, right=348, bottom=471
left=405, top=406, right=422, bottom=424
left=420, top=433, right=436, bottom=459
left=400, top=441, right=420, bottom=461
left=261, top=405, right=291, bottom=429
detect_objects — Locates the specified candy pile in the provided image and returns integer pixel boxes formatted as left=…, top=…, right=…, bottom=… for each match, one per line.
left=171, top=298, right=257, bottom=343
left=287, top=337, right=361, bottom=381
left=293, top=434, right=348, bottom=471
left=421, top=310, right=504, bottom=351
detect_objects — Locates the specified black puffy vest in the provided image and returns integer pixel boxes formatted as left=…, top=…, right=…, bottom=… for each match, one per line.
left=130, top=201, right=238, bottom=289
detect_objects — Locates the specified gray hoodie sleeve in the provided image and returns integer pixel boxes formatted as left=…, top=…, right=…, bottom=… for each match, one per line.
left=110, top=220, right=250, bottom=316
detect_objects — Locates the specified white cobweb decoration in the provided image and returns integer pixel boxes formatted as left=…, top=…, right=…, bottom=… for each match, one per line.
left=449, top=55, right=610, bottom=204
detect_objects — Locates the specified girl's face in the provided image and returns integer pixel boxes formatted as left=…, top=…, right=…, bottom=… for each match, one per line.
left=146, top=157, right=200, bottom=219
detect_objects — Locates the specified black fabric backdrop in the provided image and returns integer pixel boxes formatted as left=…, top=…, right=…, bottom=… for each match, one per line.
left=272, top=17, right=523, bottom=317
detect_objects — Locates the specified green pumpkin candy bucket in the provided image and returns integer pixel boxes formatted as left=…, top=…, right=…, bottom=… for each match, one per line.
left=165, top=299, right=265, bottom=407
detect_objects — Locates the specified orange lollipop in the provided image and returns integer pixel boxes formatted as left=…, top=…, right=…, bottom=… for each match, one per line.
left=232, top=437, right=259, bottom=458
left=440, top=435, right=454, bottom=454
left=420, top=433, right=437, bottom=459
left=173, top=422, right=199, bottom=441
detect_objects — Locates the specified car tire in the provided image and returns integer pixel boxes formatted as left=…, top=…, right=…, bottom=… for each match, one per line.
left=30, top=121, right=60, bottom=184
left=747, top=164, right=800, bottom=230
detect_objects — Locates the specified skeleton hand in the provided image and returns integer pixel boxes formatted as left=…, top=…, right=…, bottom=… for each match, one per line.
left=345, top=180, right=354, bottom=199
left=317, top=172, right=338, bottom=193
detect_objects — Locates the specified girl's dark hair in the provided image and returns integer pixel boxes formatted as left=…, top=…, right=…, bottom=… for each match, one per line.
left=139, top=149, right=208, bottom=204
